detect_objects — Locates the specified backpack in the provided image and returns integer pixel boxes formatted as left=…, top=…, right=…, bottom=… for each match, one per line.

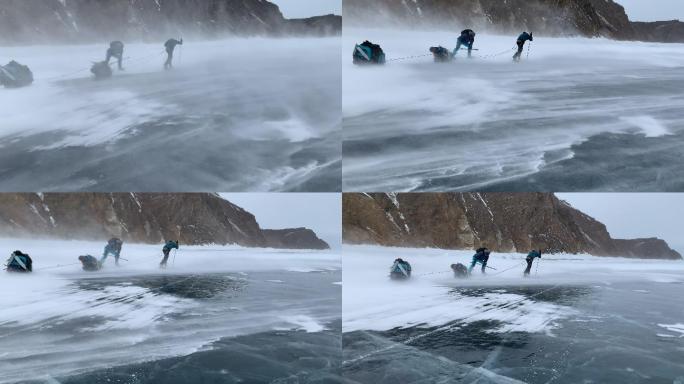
left=6, top=252, right=32, bottom=272
left=430, top=46, right=452, bottom=62
left=0, top=61, right=34, bottom=88
left=451, top=263, right=468, bottom=278
left=353, top=41, right=386, bottom=65
left=79, top=255, right=101, bottom=271
left=91, top=61, right=113, bottom=79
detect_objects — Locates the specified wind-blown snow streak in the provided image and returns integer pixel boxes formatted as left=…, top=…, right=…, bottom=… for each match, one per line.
left=343, top=28, right=684, bottom=191
left=0, top=238, right=340, bottom=383
left=343, top=245, right=684, bottom=333
left=0, top=37, right=341, bottom=191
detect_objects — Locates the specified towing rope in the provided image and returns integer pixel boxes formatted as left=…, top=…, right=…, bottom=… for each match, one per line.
left=43, top=49, right=166, bottom=82
left=490, top=260, right=527, bottom=276
left=34, top=262, right=82, bottom=271
left=476, top=47, right=518, bottom=60
left=386, top=53, right=432, bottom=62
left=384, top=46, right=518, bottom=64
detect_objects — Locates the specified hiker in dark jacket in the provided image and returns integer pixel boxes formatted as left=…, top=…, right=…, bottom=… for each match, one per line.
left=106, top=41, right=125, bottom=70
left=101, top=237, right=123, bottom=266
left=160, top=240, right=179, bottom=268
left=524, top=249, right=542, bottom=276
left=468, top=247, right=490, bottom=274
left=513, top=32, right=533, bottom=62
left=164, top=38, right=183, bottom=69
left=453, top=29, right=476, bottom=58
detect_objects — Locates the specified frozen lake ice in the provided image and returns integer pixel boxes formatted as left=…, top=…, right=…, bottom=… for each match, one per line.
left=343, top=28, right=684, bottom=192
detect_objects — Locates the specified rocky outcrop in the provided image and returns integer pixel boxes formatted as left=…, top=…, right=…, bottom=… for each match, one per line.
left=0, top=193, right=329, bottom=250
left=632, top=20, right=684, bottom=43
left=0, top=0, right=341, bottom=45
left=284, top=14, right=343, bottom=37
left=344, top=0, right=684, bottom=43
left=263, top=228, right=330, bottom=250
left=343, top=193, right=681, bottom=260
left=613, top=238, right=682, bottom=260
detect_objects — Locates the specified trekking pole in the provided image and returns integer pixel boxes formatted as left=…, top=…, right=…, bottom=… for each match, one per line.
left=486, top=265, right=498, bottom=271
left=535, top=257, right=540, bottom=275
left=527, top=41, right=532, bottom=60
left=172, top=248, right=177, bottom=266
left=178, top=37, right=183, bottom=66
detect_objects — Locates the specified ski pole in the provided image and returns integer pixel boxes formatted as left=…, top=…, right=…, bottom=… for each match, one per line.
left=486, top=265, right=498, bottom=271
left=173, top=248, right=177, bottom=266
left=178, top=36, right=183, bottom=66
left=535, top=257, right=540, bottom=275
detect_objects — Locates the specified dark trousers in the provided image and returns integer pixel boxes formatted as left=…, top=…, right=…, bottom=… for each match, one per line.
left=469, top=259, right=487, bottom=274
left=165, top=50, right=174, bottom=69
left=161, top=248, right=170, bottom=265
left=524, top=258, right=533, bottom=275
left=102, top=250, right=120, bottom=265
left=513, top=41, right=525, bottom=61
left=107, top=52, right=123, bottom=70
left=455, top=40, right=473, bottom=57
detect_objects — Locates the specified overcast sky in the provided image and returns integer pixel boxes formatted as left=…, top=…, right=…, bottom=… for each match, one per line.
left=619, top=0, right=684, bottom=21
left=220, top=193, right=341, bottom=249
left=558, top=193, right=684, bottom=255
left=269, top=0, right=341, bottom=18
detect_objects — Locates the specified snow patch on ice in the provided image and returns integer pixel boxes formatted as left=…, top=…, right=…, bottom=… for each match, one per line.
left=343, top=246, right=579, bottom=333
left=658, top=323, right=684, bottom=337
left=286, top=267, right=323, bottom=273
left=0, top=238, right=340, bottom=383
left=343, top=245, right=684, bottom=334
left=279, top=315, right=326, bottom=333
left=620, top=116, right=672, bottom=138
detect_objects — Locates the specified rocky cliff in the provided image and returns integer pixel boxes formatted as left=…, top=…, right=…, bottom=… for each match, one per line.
left=0, top=193, right=329, bottom=250
left=0, top=0, right=341, bottom=45
left=344, top=0, right=684, bottom=43
left=262, top=228, right=330, bottom=250
left=343, top=193, right=681, bottom=259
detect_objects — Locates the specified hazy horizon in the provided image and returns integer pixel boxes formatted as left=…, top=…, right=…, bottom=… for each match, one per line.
left=619, top=0, right=684, bottom=22
left=221, top=193, right=342, bottom=250
left=270, top=0, right=341, bottom=18
left=559, top=193, right=684, bottom=256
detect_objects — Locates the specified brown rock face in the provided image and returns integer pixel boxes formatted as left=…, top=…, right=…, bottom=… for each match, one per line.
left=0, top=193, right=329, bottom=250
left=344, top=0, right=684, bottom=43
left=343, top=193, right=681, bottom=260
left=0, top=0, right=341, bottom=45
